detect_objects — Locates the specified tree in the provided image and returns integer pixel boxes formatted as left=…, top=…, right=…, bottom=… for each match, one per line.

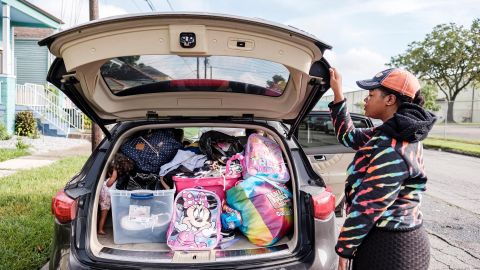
left=421, top=84, right=440, bottom=112
left=389, top=18, right=480, bottom=122
left=266, top=75, right=286, bottom=89
left=118, top=56, right=141, bottom=65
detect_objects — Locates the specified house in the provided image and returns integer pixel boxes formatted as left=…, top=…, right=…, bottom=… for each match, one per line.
left=0, top=0, right=62, bottom=133
left=14, top=26, right=55, bottom=85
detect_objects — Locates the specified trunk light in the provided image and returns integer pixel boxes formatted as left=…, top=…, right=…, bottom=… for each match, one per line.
left=51, top=190, right=77, bottom=223
left=312, top=187, right=335, bottom=220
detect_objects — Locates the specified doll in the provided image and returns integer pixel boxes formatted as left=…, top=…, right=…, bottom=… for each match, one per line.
left=98, top=153, right=134, bottom=235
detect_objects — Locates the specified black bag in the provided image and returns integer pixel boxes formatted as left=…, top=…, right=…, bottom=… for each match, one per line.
left=126, top=173, right=163, bottom=190
left=199, top=131, right=243, bottom=164
left=120, top=129, right=182, bottom=173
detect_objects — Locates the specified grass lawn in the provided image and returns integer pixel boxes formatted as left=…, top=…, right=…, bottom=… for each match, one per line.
left=0, top=156, right=87, bottom=270
left=0, top=148, right=30, bottom=162
left=424, top=137, right=480, bottom=157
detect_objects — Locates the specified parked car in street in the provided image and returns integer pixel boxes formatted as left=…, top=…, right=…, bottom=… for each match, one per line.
left=42, top=12, right=345, bottom=269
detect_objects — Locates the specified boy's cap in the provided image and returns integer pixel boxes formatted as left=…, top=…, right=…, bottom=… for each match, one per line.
left=356, top=68, right=420, bottom=99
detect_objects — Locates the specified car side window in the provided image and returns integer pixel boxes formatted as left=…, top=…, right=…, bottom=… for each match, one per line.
left=297, top=114, right=337, bottom=148
left=297, top=113, right=370, bottom=148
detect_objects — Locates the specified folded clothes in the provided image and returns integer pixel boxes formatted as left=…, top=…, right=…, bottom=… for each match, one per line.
left=159, top=150, right=207, bottom=176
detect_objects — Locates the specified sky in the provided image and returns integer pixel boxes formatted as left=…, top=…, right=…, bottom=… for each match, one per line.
left=30, top=0, right=480, bottom=93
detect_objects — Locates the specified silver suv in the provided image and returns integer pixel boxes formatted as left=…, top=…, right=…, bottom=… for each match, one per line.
left=42, top=13, right=346, bottom=269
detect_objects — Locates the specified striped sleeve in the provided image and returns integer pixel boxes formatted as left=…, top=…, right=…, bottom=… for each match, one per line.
left=335, top=147, right=409, bottom=258
left=328, top=99, right=376, bottom=150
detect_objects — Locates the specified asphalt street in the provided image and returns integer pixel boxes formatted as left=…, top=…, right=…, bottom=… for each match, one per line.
left=423, top=149, right=480, bottom=269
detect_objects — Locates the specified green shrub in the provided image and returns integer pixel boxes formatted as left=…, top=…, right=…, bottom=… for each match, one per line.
left=83, top=114, right=92, bottom=130
left=0, top=123, right=11, bottom=140
left=15, top=111, right=39, bottom=138
left=15, top=137, right=30, bottom=150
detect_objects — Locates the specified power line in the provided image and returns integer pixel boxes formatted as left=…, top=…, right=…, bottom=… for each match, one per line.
left=75, top=0, right=85, bottom=25
left=131, top=0, right=143, bottom=12
left=165, top=0, right=174, bottom=11
left=145, top=0, right=156, bottom=11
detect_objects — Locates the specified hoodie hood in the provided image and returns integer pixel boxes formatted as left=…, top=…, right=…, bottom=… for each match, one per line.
left=377, top=103, right=437, bottom=142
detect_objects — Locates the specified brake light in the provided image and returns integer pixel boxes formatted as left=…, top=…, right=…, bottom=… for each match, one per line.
left=312, top=187, right=336, bottom=220
left=170, top=79, right=229, bottom=87
left=51, top=190, right=77, bottom=223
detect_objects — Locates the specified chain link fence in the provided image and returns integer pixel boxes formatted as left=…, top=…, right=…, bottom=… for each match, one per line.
left=430, top=100, right=480, bottom=141
left=435, top=100, right=480, bottom=123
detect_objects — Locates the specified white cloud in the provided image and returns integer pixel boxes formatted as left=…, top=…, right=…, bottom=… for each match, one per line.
left=28, top=0, right=479, bottom=94
left=325, top=48, right=389, bottom=92
left=99, top=4, right=128, bottom=19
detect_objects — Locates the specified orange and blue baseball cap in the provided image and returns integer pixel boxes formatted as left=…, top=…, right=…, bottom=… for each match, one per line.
left=356, top=68, right=420, bottom=99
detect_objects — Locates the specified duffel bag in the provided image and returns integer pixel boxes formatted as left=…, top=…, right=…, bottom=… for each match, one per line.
left=226, top=175, right=293, bottom=246
left=120, top=129, right=182, bottom=173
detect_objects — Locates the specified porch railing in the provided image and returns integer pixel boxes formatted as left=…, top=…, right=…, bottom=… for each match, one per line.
left=16, top=83, right=85, bottom=136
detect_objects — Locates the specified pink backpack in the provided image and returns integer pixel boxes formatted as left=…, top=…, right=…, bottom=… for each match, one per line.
left=243, top=133, right=290, bottom=183
left=166, top=188, right=221, bottom=250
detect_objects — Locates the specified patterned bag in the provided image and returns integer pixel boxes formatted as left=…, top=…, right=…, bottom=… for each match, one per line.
left=226, top=176, right=293, bottom=246
left=243, top=133, right=290, bottom=183
left=120, top=129, right=182, bottom=173
left=167, top=188, right=221, bottom=250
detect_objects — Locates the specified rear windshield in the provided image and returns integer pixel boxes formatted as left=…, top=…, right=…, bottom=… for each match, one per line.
left=100, top=55, right=290, bottom=97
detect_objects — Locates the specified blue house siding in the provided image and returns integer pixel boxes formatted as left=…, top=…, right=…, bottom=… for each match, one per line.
left=0, top=1, right=62, bottom=134
left=14, top=38, right=48, bottom=85
left=0, top=75, right=16, bottom=133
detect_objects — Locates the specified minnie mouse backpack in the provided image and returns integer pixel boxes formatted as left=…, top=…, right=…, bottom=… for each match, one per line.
left=166, top=188, right=221, bottom=250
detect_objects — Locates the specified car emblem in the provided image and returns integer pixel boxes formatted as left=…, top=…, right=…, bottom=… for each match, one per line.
left=179, top=32, right=196, bottom=48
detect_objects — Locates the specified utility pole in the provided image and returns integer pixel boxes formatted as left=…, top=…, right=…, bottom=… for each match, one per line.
left=196, top=57, right=200, bottom=79
left=89, top=0, right=102, bottom=152
left=204, top=57, right=208, bottom=79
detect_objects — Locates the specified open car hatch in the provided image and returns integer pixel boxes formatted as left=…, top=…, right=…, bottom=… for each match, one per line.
left=40, top=13, right=332, bottom=137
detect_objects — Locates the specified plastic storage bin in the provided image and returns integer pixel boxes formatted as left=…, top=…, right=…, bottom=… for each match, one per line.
left=109, top=188, right=175, bottom=244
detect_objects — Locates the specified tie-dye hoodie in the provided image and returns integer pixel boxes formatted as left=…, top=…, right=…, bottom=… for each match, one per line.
left=329, top=99, right=436, bottom=259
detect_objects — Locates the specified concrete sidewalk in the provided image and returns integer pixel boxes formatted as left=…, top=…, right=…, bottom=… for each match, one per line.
left=0, top=143, right=91, bottom=178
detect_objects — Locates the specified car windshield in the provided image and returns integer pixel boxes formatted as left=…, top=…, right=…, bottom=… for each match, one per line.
left=100, top=55, right=290, bottom=97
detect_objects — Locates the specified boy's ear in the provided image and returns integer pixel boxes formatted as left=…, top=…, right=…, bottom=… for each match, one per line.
left=386, top=94, right=397, bottom=106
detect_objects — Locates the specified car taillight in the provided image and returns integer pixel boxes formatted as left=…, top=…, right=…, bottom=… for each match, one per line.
left=312, top=187, right=336, bottom=220
left=51, top=190, right=77, bottom=223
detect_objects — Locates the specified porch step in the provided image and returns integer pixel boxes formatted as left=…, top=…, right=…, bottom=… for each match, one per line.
left=36, top=119, right=67, bottom=137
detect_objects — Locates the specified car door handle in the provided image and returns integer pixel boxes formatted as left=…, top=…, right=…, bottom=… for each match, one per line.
left=313, top=155, right=326, bottom=161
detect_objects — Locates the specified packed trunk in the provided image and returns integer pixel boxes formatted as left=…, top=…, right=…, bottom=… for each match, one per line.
left=88, top=123, right=299, bottom=264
